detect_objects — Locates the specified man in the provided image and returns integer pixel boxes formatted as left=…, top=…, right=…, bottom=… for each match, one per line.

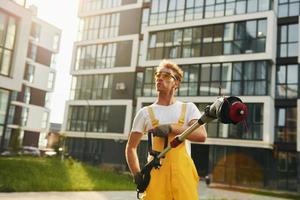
left=125, top=60, right=207, bottom=200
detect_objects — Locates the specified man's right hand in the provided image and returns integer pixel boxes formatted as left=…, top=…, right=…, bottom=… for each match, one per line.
left=149, top=124, right=172, bottom=137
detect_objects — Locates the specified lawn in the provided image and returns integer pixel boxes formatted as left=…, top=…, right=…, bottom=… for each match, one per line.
left=0, top=156, right=135, bottom=192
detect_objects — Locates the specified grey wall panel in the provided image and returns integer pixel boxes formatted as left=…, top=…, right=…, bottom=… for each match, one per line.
left=115, top=40, right=133, bottom=67
left=111, top=72, right=135, bottom=99
left=107, top=106, right=126, bottom=133
left=119, top=9, right=141, bottom=35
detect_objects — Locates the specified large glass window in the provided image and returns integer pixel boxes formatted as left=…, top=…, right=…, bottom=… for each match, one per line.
left=0, top=12, right=17, bottom=76
left=75, top=42, right=121, bottom=70
left=275, top=107, right=297, bottom=143
left=147, top=19, right=267, bottom=60
left=78, top=13, right=119, bottom=41
left=278, top=0, right=300, bottom=17
left=67, top=105, right=125, bottom=133
left=70, top=74, right=113, bottom=100
left=211, top=146, right=270, bottom=187
left=276, top=151, right=297, bottom=191
left=278, top=24, right=298, bottom=58
left=276, top=64, right=298, bottom=99
left=148, top=0, right=272, bottom=25
left=200, top=61, right=270, bottom=96
left=136, top=61, right=270, bottom=97
left=197, top=103, right=263, bottom=140
left=79, top=0, right=122, bottom=12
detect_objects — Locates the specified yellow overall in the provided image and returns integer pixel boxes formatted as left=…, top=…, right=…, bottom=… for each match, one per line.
left=143, top=104, right=199, bottom=200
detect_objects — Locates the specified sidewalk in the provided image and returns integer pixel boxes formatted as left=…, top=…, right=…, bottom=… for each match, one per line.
left=0, top=182, right=294, bottom=200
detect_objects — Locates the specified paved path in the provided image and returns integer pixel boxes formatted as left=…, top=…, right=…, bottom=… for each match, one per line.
left=0, top=182, right=292, bottom=200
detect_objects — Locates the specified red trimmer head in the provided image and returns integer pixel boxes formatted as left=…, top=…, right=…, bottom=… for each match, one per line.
left=218, top=96, right=248, bottom=124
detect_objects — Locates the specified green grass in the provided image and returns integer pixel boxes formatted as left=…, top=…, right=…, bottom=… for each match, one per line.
left=0, top=156, right=135, bottom=192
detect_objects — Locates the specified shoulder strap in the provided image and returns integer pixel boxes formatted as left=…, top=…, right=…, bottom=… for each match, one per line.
left=147, top=106, right=159, bottom=128
left=178, top=103, right=187, bottom=126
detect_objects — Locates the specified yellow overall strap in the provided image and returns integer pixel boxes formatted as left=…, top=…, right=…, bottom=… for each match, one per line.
left=147, top=106, right=167, bottom=155
left=147, top=106, right=159, bottom=127
left=177, top=103, right=187, bottom=127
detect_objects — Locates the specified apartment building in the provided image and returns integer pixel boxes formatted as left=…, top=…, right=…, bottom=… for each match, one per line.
left=0, top=0, right=61, bottom=150
left=62, top=0, right=300, bottom=192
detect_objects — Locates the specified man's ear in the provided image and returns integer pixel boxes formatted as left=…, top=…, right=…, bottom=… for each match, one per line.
left=174, top=80, right=180, bottom=90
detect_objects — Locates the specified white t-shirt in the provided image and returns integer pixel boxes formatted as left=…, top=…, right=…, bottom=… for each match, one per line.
left=131, top=101, right=201, bottom=134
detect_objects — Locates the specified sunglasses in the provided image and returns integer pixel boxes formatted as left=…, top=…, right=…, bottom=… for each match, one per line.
left=154, top=71, right=177, bottom=81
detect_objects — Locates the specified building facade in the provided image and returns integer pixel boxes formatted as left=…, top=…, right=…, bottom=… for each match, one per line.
left=62, top=0, right=300, bottom=192
left=0, top=0, right=61, bottom=150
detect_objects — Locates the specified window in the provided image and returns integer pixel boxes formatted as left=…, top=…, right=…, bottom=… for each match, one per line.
left=139, top=61, right=270, bottom=97
left=211, top=146, right=269, bottom=187
left=79, top=0, right=122, bottom=12
left=23, top=86, right=30, bottom=104
left=30, top=22, right=41, bottom=42
left=278, top=0, right=300, bottom=17
left=178, top=65, right=199, bottom=96
left=147, top=19, right=266, bottom=60
left=78, top=13, right=119, bottom=41
left=75, top=42, right=120, bottom=70
left=185, top=0, right=204, bottom=20
left=27, top=43, right=37, bottom=61
left=276, top=151, right=297, bottom=191
left=51, top=54, right=57, bottom=68
left=0, top=12, right=17, bottom=76
left=0, top=89, right=9, bottom=147
left=135, top=72, right=144, bottom=97
left=276, top=64, right=298, bottom=99
left=148, top=0, right=272, bottom=26
left=200, top=61, right=270, bottom=96
left=196, top=103, right=263, bottom=140
left=67, top=105, right=126, bottom=133
left=275, top=107, right=297, bottom=143
left=45, top=93, right=51, bottom=108
left=52, top=34, right=60, bottom=50
left=0, top=89, right=9, bottom=125
left=41, top=111, right=49, bottom=129
left=48, top=72, right=55, bottom=90
left=12, top=0, right=26, bottom=6
left=143, top=67, right=156, bottom=97
left=141, top=8, right=150, bottom=32
left=278, top=24, right=298, bottom=58
left=71, top=74, right=113, bottom=100
left=20, top=107, right=29, bottom=127
left=24, top=64, right=35, bottom=83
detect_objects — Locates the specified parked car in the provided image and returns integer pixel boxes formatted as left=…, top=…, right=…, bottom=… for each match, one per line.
left=0, top=146, right=40, bottom=157
left=0, top=150, right=20, bottom=156
left=21, top=146, right=41, bottom=156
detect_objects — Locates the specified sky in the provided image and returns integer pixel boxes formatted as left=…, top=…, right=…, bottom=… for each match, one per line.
left=26, top=0, right=79, bottom=124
